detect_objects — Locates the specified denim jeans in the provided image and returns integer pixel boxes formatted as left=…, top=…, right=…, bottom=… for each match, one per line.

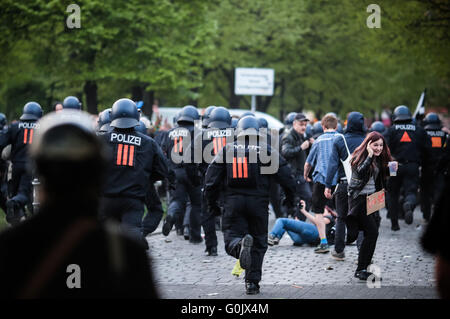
left=270, top=218, right=319, bottom=245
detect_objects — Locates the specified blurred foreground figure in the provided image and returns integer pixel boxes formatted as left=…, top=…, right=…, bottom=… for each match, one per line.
left=0, top=110, right=157, bottom=298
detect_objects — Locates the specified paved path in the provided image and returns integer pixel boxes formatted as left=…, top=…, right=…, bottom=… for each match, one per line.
left=146, top=207, right=438, bottom=299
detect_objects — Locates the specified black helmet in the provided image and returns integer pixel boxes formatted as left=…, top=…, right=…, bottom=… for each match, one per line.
left=177, top=105, right=199, bottom=124
left=239, top=111, right=255, bottom=119
left=110, top=98, right=140, bottom=129
left=370, top=121, right=386, bottom=134
left=305, top=123, right=313, bottom=138
left=284, top=112, right=297, bottom=126
left=424, top=112, right=441, bottom=130
left=231, top=118, right=239, bottom=129
left=236, top=115, right=259, bottom=137
left=312, top=121, right=323, bottom=137
left=208, top=107, right=231, bottom=129
left=202, top=105, right=217, bottom=128
left=393, top=105, right=412, bottom=122
left=97, top=108, right=112, bottom=132
left=257, top=117, right=268, bottom=129
left=135, top=121, right=148, bottom=134
left=0, top=113, right=6, bottom=129
left=20, top=102, right=43, bottom=121
left=63, top=96, right=82, bottom=110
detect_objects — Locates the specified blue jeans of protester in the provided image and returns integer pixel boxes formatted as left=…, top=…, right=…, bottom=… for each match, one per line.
left=270, top=218, right=319, bottom=245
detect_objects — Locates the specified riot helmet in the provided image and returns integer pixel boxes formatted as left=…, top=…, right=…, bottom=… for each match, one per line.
left=177, top=105, right=200, bottom=125
left=110, top=98, right=140, bottom=129
left=20, top=102, right=43, bottom=121
left=393, top=105, right=412, bottom=122
left=208, top=107, right=231, bottom=129
left=63, top=96, right=82, bottom=110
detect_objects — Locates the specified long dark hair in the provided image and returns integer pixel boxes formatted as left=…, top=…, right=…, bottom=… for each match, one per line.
left=351, top=131, right=392, bottom=179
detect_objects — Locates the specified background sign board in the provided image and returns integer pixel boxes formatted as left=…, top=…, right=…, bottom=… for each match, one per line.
left=235, top=68, right=274, bottom=96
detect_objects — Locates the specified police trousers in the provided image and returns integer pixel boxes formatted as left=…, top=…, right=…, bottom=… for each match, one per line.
left=99, top=197, right=146, bottom=245
left=9, top=163, right=32, bottom=207
left=167, top=168, right=202, bottom=242
left=222, top=194, right=269, bottom=283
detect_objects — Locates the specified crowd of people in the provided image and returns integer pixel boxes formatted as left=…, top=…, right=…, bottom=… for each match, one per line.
left=0, top=98, right=449, bottom=297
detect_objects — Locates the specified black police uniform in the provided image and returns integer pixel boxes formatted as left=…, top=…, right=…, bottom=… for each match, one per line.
left=385, top=107, right=431, bottom=228
left=199, top=109, right=234, bottom=254
left=162, top=111, right=203, bottom=243
left=0, top=125, right=8, bottom=214
left=204, top=122, right=296, bottom=290
left=99, top=99, right=169, bottom=248
left=0, top=105, right=41, bottom=224
left=420, top=114, right=447, bottom=221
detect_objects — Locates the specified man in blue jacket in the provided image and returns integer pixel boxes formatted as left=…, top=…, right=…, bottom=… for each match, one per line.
left=324, top=112, right=366, bottom=260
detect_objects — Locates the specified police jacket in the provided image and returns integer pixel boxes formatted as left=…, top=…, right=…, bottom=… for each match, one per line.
left=325, top=113, right=366, bottom=188
left=204, top=139, right=296, bottom=204
left=384, top=121, right=430, bottom=164
left=101, top=129, right=169, bottom=200
left=423, top=127, right=447, bottom=170
left=197, top=126, right=234, bottom=176
left=281, top=128, right=307, bottom=176
left=162, top=124, right=200, bottom=185
left=348, top=155, right=388, bottom=199
left=0, top=120, right=39, bottom=165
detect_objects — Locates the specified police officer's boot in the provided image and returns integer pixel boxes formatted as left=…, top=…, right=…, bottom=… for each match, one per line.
left=403, top=202, right=414, bottom=225
left=6, top=200, right=25, bottom=226
left=205, top=246, right=218, bottom=256
left=245, top=281, right=260, bottom=295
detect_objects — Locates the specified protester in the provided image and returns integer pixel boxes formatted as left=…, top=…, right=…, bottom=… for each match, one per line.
left=268, top=200, right=336, bottom=247
left=304, top=114, right=339, bottom=253
left=348, top=131, right=396, bottom=281
left=324, top=112, right=366, bottom=260
left=281, top=113, right=314, bottom=218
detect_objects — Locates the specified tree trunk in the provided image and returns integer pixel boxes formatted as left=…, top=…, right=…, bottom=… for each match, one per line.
left=83, top=80, right=98, bottom=114
left=143, top=89, right=154, bottom=119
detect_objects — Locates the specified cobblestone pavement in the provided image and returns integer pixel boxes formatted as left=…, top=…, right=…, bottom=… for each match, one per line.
left=146, top=207, right=439, bottom=299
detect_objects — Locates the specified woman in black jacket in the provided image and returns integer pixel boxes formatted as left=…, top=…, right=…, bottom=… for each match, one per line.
left=347, top=131, right=397, bottom=280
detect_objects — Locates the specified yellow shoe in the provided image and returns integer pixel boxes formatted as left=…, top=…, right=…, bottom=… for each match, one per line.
left=231, top=260, right=244, bottom=277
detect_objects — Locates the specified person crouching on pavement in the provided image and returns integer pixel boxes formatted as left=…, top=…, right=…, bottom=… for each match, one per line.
left=268, top=200, right=336, bottom=247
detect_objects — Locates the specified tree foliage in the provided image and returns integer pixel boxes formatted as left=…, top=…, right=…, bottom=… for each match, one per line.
left=0, top=0, right=448, bottom=121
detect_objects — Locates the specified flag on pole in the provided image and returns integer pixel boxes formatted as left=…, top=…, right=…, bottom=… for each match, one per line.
left=413, top=89, right=426, bottom=121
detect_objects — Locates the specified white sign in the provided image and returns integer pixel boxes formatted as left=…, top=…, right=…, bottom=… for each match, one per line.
left=235, top=68, right=274, bottom=96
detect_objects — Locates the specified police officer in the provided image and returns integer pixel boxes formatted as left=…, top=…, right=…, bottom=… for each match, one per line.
left=204, top=116, right=297, bottom=295
left=420, top=112, right=447, bottom=221
left=96, top=108, right=112, bottom=134
left=161, top=105, right=203, bottom=244
left=198, top=106, right=234, bottom=256
left=0, top=113, right=8, bottom=213
left=63, top=96, right=82, bottom=110
left=385, top=105, right=431, bottom=229
left=99, top=98, right=169, bottom=249
left=0, top=102, right=42, bottom=225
